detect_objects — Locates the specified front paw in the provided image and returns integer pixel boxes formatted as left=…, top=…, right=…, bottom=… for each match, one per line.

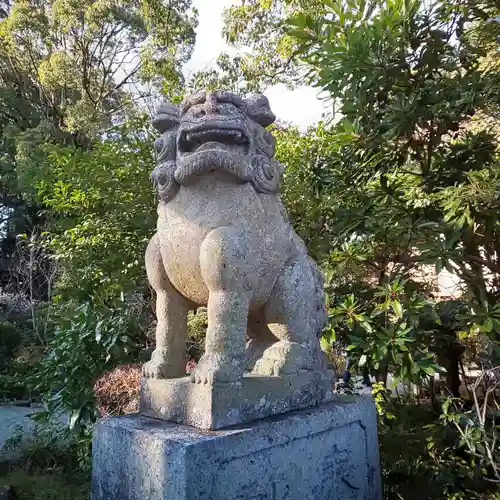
left=190, top=352, right=244, bottom=384
left=142, top=349, right=185, bottom=379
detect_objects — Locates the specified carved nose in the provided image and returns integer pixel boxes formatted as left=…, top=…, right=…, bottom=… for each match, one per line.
left=202, top=92, right=220, bottom=115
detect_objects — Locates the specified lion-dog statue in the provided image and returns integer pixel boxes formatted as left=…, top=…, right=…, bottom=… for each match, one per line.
left=143, top=90, right=328, bottom=385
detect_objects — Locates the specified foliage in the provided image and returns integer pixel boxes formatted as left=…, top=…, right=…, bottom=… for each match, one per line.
left=220, top=0, right=329, bottom=91
left=0, top=320, right=23, bottom=370
left=251, top=0, right=500, bottom=389
left=29, top=302, right=142, bottom=434
left=0, top=0, right=197, bottom=136
left=379, top=398, right=500, bottom=499
left=187, top=307, right=207, bottom=361
left=0, top=0, right=197, bottom=297
left=326, top=279, right=445, bottom=384
left=1, top=116, right=158, bottom=423
left=0, top=372, right=27, bottom=400
left=4, top=116, right=159, bottom=467
left=276, top=123, right=341, bottom=260
left=1, top=424, right=90, bottom=498
left=441, top=367, right=500, bottom=484
left=372, top=381, right=396, bottom=424
left=286, top=0, right=500, bottom=303
left=0, top=470, right=88, bottom=500
left=26, top=117, right=156, bottom=304
left=0, top=310, right=44, bottom=399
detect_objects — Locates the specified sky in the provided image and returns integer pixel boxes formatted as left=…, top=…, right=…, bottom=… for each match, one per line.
left=182, top=0, right=329, bottom=129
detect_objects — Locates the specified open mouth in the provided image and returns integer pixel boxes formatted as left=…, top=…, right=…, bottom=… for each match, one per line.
left=179, top=127, right=249, bottom=155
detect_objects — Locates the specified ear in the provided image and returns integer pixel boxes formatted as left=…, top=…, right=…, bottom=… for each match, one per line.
left=152, top=102, right=180, bottom=133
left=245, top=94, right=276, bottom=128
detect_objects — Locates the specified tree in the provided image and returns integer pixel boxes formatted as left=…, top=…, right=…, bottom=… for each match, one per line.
left=0, top=0, right=197, bottom=291
left=0, top=0, right=197, bottom=136
left=214, top=0, right=500, bottom=389
left=188, top=0, right=328, bottom=93
left=275, top=123, right=341, bottom=260
left=287, top=0, right=500, bottom=291
left=28, top=116, right=156, bottom=304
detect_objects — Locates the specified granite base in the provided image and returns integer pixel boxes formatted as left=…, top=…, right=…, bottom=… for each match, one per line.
left=91, top=397, right=381, bottom=500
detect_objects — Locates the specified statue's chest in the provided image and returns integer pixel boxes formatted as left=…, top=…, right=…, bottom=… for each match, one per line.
left=155, top=179, right=282, bottom=304
left=159, top=180, right=257, bottom=231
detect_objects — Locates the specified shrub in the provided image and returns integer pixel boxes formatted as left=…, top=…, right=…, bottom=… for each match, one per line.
left=187, top=307, right=207, bottom=361
left=1, top=424, right=90, bottom=499
left=29, top=302, right=141, bottom=432
left=93, top=364, right=141, bottom=417
left=379, top=397, right=500, bottom=499
left=0, top=321, right=24, bottom=371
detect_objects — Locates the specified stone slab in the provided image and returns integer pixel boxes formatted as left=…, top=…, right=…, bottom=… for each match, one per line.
left=140, top=371, right=335, bottom=430
left=92, top=396, right=382, bottom=500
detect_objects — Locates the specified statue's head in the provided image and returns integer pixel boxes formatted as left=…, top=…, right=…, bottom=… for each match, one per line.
left=151, top=90, right=283, bottom=201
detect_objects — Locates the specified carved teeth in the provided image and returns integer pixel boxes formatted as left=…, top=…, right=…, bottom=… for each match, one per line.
left=188, top=129, right=242, bottom=139
left=181, top=128, right=247, bottom=154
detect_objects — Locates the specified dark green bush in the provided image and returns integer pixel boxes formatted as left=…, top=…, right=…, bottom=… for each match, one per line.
left=378, top=394, right=500, bottom=499
left=28, top=302, right=142, bottom=433
left=0, top=321, right=23, bottom=371
left=1, top=424, right=90, bottom=499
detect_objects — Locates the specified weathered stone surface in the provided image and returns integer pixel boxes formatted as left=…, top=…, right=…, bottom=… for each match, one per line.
left=143, top=90, right=329, bottom=389
left=140, top=371, right=335, bottom=430
left=92, top=397, right=381, bottom=500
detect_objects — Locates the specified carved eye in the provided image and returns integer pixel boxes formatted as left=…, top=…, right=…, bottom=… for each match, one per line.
left=157, top=171, right=167, bottom=185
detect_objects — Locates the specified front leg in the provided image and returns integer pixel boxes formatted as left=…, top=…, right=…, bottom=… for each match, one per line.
left=192, top=227, right=251, bottom=384
left=143, top=234, right=190, bottom=379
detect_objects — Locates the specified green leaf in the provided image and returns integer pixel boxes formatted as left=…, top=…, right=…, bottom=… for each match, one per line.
left=286, top=29, right=312, bottom=40
left=69, top=409, right=81, bottom=430
left=95, top=324, right=102, bottom=343
left=392, top=300, right=403, bottom=318
left=320, top=337, right=330, bottom=352
left=420, top=365, right=436, bottom=376
left=360, top=320, right=373, bottom=333
left=441, top=398, right=451, bottom=414
left=435, top=258, right=443, bottom=274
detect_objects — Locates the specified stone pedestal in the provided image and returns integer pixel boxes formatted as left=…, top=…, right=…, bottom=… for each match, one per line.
left=91, top=396, right=382, bottom=500
left=140, top=371, right=335, bottom=430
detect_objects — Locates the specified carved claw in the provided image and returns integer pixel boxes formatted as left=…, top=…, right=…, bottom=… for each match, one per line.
left=142, top=359, right=168, bottom=379
left=252, top=357, right=298, bottom=377
left=142, top=349, right=185, bottom=379
left=245, top=338, right=277, bottom=372
left=252, top=341, right=312, bottom=377
left=190, top=352, right=244, bottom=385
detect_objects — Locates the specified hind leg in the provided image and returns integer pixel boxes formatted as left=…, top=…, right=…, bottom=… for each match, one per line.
left=143, top=233, right=191, bottom=379
left=246, top=313, right=279, bottom=372
left=253, top=256, right=327, bottom=376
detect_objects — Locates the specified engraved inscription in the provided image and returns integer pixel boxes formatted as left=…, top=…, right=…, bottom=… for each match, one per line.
left=200, top=421, right=370, bottom=500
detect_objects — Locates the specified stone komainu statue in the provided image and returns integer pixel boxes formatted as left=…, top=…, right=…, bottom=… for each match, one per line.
left=144, top=90, right=328, bottom=384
